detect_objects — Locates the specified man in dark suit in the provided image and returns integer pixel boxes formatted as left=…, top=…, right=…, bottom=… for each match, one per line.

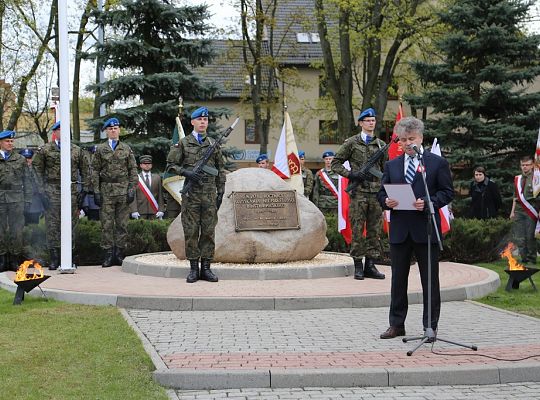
left=376, top=117, right=454, bottom=339
left=131, top=155, right=165, bottom=220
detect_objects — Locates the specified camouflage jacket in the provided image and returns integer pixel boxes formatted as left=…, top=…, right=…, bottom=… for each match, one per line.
left=91, top=141, right=138, bottom=196
left=166, top=133, right=226, bottom=193
left=0, top=152, right=32, bottom=203
left=33, top=142, right=87, bottom=192
left=312, top=168, right=339, bottom=209
left=302, top=168, right=314, bottom=198
left=331, top=134, right=387, bottom=194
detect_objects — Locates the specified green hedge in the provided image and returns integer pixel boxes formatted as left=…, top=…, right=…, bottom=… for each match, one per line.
left=441, top=217, right=512, bottom=263
left=24, top=218, right=172, bottom=266
left=23, top=215, right=512, bottom=266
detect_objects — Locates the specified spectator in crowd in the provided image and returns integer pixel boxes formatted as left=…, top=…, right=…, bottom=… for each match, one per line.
left=468, top=166, right=502, bottom=219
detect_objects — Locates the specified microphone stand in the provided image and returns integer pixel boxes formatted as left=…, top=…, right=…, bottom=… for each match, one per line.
left=402, top=149, right=478, bottom=356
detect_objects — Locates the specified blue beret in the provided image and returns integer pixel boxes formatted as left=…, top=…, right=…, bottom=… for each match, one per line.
left=0, top=130, right=16, bottom=139
left=19, top=148, right=34, bottom=158
left=191, top=107, right=209, bottom=119
left=103, top=117, right=120, bottom=129
left=358, top=107, right=376, bottom=121
left=256, top=154, right=268, bottom=163
left=298, top=150, right=305, bottom=158
left=52, top=121, right=61, bottom=130
left=322, top=151, right=335, bottom=158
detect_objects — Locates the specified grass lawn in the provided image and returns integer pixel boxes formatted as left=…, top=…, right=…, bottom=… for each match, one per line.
left=0, top=288, right=169, bottom=400
left=476, top=260, right=540, bottom=318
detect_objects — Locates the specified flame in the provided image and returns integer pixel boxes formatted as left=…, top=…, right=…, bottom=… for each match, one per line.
left=14, top=260, right=44, bottom=282
left=500, top=243, right=527, bottom=271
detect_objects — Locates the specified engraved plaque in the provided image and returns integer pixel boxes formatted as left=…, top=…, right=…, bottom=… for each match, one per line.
left=232, top=191, right=300, bottom=231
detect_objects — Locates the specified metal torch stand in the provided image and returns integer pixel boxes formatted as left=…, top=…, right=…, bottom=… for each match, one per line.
left=402, top=154, right=478, bottom=356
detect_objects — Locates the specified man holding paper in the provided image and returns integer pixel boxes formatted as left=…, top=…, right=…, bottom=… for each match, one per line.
left=376, top=117, right=454, bottom=339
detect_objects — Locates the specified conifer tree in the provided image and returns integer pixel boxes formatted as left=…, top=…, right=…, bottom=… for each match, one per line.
left=406, top=0, right=540, bottom=201
left=92, top=0, right=217, bottom=137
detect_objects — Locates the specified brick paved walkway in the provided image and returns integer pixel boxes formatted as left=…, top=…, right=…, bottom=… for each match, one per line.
left=125, top=302, right=540, bottom=389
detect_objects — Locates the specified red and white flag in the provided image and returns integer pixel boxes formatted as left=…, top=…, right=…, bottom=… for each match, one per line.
left=271, top=111, right=304, bottom=194
left=383, top=104, right=405, bottom=234
left=337, top=162, right=352, bottom=244
left=431, top=138, right=452, bottom=235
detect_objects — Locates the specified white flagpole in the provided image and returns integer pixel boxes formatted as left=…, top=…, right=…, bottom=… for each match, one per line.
left=58, top=0, right=75, bottom=273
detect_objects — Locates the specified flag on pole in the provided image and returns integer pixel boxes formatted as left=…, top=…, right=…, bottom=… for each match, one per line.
left=162, top=117, right=186, bottom=204
left=383, top=103, right=405, bottom=234
left=271, top=111, right=304, bottom=194
left=337, top=162, right=352, bottom=244
left=431, top=138, right=452, bottom=235
left=533, top=126, right=540, bottom=198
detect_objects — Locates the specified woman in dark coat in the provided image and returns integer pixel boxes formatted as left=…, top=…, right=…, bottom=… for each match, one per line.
left=469, top=166, right=502, bottom=219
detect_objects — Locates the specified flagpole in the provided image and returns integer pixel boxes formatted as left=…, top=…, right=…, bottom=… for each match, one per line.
left=58, top=0, right=75, bottom=273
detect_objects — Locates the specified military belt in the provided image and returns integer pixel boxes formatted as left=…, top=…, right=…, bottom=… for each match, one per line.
left=100, top=178, right=122, bottom=183
left=0, top=184, right=23, bottom=190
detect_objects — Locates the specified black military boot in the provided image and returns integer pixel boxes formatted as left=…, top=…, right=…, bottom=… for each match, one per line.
left=364, top=257, right=385, bottom=279
left=200, top=258, right=218, bottom=282
left=353, top=258, right=364, bottom=280
left=115, top=247, right=125, bottom=265
left=49, top=249, right=59, bottom=271
left=102, top=248, right=115, bottom=268
left=0, top=254, right=6, bottom=272
left=186, top=259, right=199, bottom=283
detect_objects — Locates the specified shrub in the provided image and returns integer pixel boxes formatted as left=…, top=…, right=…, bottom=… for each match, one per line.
left=441, top=217, right=512, bottom=263
left=24, top=218, right=173, bottom=266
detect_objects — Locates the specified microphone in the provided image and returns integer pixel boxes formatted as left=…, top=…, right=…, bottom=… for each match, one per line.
left=410, top=144, right=422, bottom=157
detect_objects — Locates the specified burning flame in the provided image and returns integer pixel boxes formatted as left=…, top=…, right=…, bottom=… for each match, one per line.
left=500, top=243, right=527, bottom=271
left=14, top=260, right=44, bottom=282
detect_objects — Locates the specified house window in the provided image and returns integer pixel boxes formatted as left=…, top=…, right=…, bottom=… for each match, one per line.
left=245, top=120, right=259, bottom=144
left=310, top=33, right=320, bottom=43
left=296, top=32, right=310, bottom=43
left=319, top=120, right=340, bottom=144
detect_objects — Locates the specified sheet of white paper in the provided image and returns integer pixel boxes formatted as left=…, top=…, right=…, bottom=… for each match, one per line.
left=384, top=184, right=417, bottom=210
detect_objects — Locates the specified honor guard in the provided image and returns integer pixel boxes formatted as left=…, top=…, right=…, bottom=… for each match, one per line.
left=299, top=150, right=314, bottom=198
left=312, top=151, right=339, bottom=213
left=131, top=155, right=165, bottom=220
left=256, top=154, right=271, bottom=169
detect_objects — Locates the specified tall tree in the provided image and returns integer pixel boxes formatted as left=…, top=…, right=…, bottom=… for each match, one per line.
left=406, top=0, right=540, bottom=203
left=91, top=0, right=217, bottom=137
left=315, top=0, right=437, bottom=138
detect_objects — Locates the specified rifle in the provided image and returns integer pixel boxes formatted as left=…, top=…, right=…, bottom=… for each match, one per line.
left=346, top=136, right=399, bottom=194
left=180, top=117, right=240, bottom=196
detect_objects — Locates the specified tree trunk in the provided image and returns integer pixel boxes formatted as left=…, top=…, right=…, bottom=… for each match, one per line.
left=72, top=0, right=95, bottom=142
left=7, top=1, right=55, bottom=132
left=315, top=0, right=355, bottom=139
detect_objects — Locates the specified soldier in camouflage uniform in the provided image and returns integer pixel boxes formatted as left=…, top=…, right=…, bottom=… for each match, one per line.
left=166, top=107, right=226, bottom=283
left=33, top=121, right=88, bottom=270
left=0, top=130, right=32, bottom=272
left=332, top=108, right=386, bottom=280
left=91, top=118, right=138, bottom=268
left=299, top=151, right=314, bottom=198
left=312, top=151, right=339, bottom=212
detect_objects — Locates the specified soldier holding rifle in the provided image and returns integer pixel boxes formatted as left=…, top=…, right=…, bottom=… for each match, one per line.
left=166, top=107, right=227, bottom=283
left=331, top=108, right=386, bottom=281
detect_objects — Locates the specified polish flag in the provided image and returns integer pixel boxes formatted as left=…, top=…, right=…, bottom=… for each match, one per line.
left=338, top=162, right=352, bottom=244
left=383, top=104, right=405, bottom=234
left=431, top=138, right=452, bottom=234
left=271, top=111, right=304, bottom=194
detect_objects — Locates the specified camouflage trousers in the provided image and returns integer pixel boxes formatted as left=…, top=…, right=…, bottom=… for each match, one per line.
left=513, top=211, right=537, bottom=262
left=181, top=190, right=218, bottom=260
left=0, top=202, right=25, bottom=255
left=101, top=195, right=130, bottom=250
left=349, top=192, right=382, bottom=260
left=44, top=185, right=79, bottom=249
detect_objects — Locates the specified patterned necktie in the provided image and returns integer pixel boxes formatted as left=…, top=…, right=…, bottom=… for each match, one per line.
left=111, top=140, right=117, bottom=150
left=405, top=156, right=416, bottom=184
left=197, top=134, right=203, bottom=144
left=3, top=151, right=9, bottom=160
left=144, top=173, right=151, bottom=188
left=56, top=141, right=60, bottom=150
left=365, top=136, right=372, bottom=144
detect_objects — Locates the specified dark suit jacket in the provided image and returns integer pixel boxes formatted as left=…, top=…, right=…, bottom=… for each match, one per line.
left=377, top=151, right=454, bottom=244
left=131, top=172, right=165, bottom=216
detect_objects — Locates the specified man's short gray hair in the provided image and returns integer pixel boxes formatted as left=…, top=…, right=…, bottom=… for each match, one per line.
left=395, top=116, right=424, bottom=137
